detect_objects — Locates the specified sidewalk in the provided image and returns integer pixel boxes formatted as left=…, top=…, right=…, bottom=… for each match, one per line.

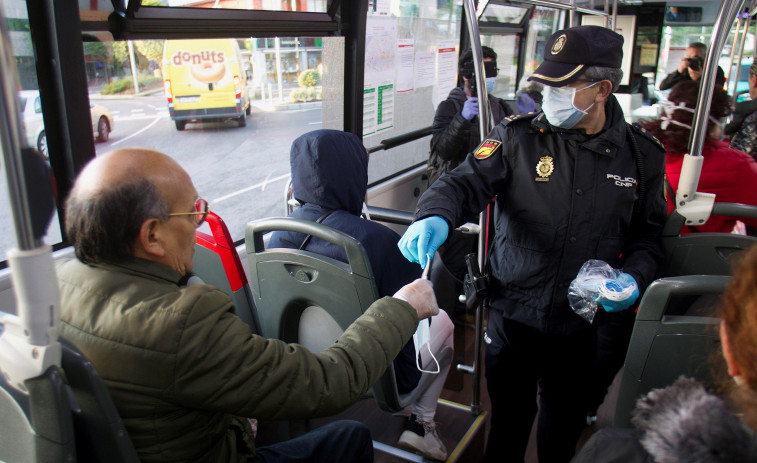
left=89, top=87, right=164, bottom=100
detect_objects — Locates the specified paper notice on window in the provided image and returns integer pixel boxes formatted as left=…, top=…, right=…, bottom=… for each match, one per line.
left=434, top=41, right=458, bottom=107
left=365, top=16, right=397, bottom=88
left=414, top=51, right=435, bottom=88
left=363, top=82, right=394, bottom=136
left=368, top=0, right=390, bottom=16
left=364, top=86, right=377, bottom=136
left=640, top=44, right=659, bottom=66
left=396, top=39, right=415, bottom=93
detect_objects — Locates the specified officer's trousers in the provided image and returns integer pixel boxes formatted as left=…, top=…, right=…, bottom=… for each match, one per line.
left=483, top=311, right=595, bottom=463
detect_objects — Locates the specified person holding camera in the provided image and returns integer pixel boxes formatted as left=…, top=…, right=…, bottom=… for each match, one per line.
left=659, top=42, right=725, bottom=91
left=426, top=47, right=513, bottom=284
left=427, top=46, right=512, bottom=188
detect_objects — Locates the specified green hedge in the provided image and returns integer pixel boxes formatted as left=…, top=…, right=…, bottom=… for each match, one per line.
left=298, top=69, right=321, bottom=88
left=100, top=74, right=162, bottom=95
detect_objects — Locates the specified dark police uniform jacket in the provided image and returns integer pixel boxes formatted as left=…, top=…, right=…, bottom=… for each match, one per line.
left=415, top=95, right=667, bottom=335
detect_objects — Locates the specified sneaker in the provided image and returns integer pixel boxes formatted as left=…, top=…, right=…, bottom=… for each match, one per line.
left=398, top=414, right=448, bottom=461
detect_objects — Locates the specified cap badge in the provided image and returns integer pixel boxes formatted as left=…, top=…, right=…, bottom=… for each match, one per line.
left=551, top=34, right=567, bottom=55
left=535, top=155, right=554, bottom=182
left=473, top=139, right=502, bottom=160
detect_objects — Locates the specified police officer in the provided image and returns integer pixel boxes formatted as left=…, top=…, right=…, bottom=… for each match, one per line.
left=398, top=26, right=667, bottom=462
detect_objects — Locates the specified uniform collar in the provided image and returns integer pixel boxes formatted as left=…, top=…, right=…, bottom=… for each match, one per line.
left=531, top=95, right=626, bottom=157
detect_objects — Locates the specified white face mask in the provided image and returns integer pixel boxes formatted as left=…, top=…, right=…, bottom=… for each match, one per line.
left=542, top=82, right=599, bottom=129
left=413, top=318, right=440, bottom=374
left=660, top=100, right=722, bottom=130
left=485, top=77, right=497, bottom=95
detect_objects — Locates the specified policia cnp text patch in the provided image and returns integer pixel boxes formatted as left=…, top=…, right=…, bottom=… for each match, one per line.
left=473, top=139, right=502, bottom=160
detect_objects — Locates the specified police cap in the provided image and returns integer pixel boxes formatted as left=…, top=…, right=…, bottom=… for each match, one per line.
left=528, top=25, right=623, bottom=87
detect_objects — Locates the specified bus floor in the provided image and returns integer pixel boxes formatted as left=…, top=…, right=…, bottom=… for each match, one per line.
left=254, top=310, right=618, bottom=462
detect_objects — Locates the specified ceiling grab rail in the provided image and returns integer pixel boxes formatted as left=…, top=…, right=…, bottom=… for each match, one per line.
left=0, top=3, right=62, bottom=393
left=675, top=0, right=745, bottom=230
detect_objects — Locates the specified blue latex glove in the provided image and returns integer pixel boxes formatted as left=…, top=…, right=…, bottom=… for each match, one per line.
left=461, top=97, right=479, bottom=120
left=597, top=273, right=639, bottom=312
left=398, top=216, right=449, bottom=268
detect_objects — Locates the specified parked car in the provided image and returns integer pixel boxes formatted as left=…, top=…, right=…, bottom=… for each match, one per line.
left=19, top=90, right=114, bottom=159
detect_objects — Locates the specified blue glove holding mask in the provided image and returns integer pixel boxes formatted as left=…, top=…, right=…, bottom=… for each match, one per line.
left=596, top=272, right=639, bottom=312
left=461, top=97, right=479, bottom=120
left=397, top=216, right=449, bottom=269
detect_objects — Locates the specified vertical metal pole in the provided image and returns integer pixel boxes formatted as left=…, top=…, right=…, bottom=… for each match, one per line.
left=0, top=5, right=36, bottom=251
left=570, top=0, right=577, bottom=27
left=275, top=37, right=283, bottom=104
left=463, top=0, right=487, bottom=416
left=690, top=0, right=745, bottom=158
left=611, top=0, right=618, bottom=31
left=733, top=13, right=751, bottom=107
left=727, top=17, right=743, bottom=94
left=128, top=40, right=140, bottom=94
left=604, top=0, right=610, bottom=28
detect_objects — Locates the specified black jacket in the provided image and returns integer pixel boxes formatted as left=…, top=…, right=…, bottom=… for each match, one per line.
left=573, top=377, right=757, bottom=463
left=268, top=129, right=422, bottom=392
left=415, top=96, right=667, bottom=334
left=658, top=65, right=725, bottom=91
left=427, top=87, right=511, bottom=186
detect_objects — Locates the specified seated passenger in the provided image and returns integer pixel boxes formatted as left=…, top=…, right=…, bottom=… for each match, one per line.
left=58, top=147, right=439, bottom=463
left=572, top=243, right=757, bottom=462
left=641, top=80, right=757, bottom=234
left=269, top=129, right=455, bottom=461
left=727, top=62, right=757, bottom=160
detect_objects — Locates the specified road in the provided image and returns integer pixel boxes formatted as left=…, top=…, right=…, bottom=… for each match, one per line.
left=0, top=95, right=322, bottom=257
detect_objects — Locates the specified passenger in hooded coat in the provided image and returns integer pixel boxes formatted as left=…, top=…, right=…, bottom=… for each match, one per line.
left=269, top=129, right=455, bottom=461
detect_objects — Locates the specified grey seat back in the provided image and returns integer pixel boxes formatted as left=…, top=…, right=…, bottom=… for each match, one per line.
left=0, top=364, right=75, bottom=463
left=245, top=217, right=408, bottom=412
left=663, top=203, right=757, bottom=276
left=60, top=339, right=140, bottom=462
left=613, top=275, right=728, bottom=428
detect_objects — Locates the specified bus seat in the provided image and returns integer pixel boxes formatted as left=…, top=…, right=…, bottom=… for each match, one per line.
left=59, top=338, right=140, bottom=462
left=663, top=203, right=757, bottom=277
left=245, top=217, right=429, bottom=412
left=613, top=275, right=728, bottom=428
left=194, top=211, right=261, bottom=334
left=0, top=363, right=76, bottom=462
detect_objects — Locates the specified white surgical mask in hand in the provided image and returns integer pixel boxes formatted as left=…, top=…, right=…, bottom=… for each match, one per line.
left=413, top=318, right=440, bottom=374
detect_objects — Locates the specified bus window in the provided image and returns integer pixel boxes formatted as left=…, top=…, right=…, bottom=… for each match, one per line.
left=363, top=2, right=462, bottom=184
left=82, top=33, right=340, bottom=243
left=159, top=0, right=328, bottom=13
left=480, top=34, right=519, bottom=99
left=1, top=5, right=63, bottom=262
left=522, top=7, right=564, bottom=77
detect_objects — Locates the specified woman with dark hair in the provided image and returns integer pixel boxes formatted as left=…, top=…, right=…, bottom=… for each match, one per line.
left=573, top=244, right=757, bottom=462
left=641, top=80, right=757, bottom=234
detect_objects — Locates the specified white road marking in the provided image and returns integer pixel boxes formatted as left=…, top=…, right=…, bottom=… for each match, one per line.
left=308, top=121, right=322, bottom=125
left=110, top=117, right=162, bottom=146
left=214, top=173, right=290, bottom=203
left=131, top=109, right=145, bottom=112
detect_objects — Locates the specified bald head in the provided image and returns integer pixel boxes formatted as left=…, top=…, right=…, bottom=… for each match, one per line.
left=72, top=148, right=190, bottom=206
left=66, top=148, right=197, bottom=266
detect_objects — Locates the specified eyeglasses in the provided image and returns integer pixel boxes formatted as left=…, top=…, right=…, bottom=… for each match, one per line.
left=167, top=197, right=209, bottom=227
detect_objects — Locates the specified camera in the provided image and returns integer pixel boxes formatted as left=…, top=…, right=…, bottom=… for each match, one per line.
left=686, top=56, right=704, bottom=72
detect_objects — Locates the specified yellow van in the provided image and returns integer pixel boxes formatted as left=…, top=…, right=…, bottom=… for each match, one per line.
left=163, top=39, right=251, bottom=131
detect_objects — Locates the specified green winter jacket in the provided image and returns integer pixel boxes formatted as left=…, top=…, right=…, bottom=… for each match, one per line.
left=57, top=257, right=418, bottom=463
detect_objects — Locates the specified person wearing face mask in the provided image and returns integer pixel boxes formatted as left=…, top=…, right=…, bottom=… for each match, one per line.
left=641, top=80, right=757, bottom=235
left=397, top=25, right=667, bottom=462
left=427, top=46, right=512, bottom=188
left=426, top=47, right=513, bottom=291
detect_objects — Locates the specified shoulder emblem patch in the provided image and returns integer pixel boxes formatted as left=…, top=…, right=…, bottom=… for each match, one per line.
left=473, top=139, right=502, bottom=160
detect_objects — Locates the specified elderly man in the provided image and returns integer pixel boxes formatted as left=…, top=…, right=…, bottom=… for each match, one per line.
left=58, top=148, right=438, bottom=463
left=398, top=26, right=667, bottom=462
